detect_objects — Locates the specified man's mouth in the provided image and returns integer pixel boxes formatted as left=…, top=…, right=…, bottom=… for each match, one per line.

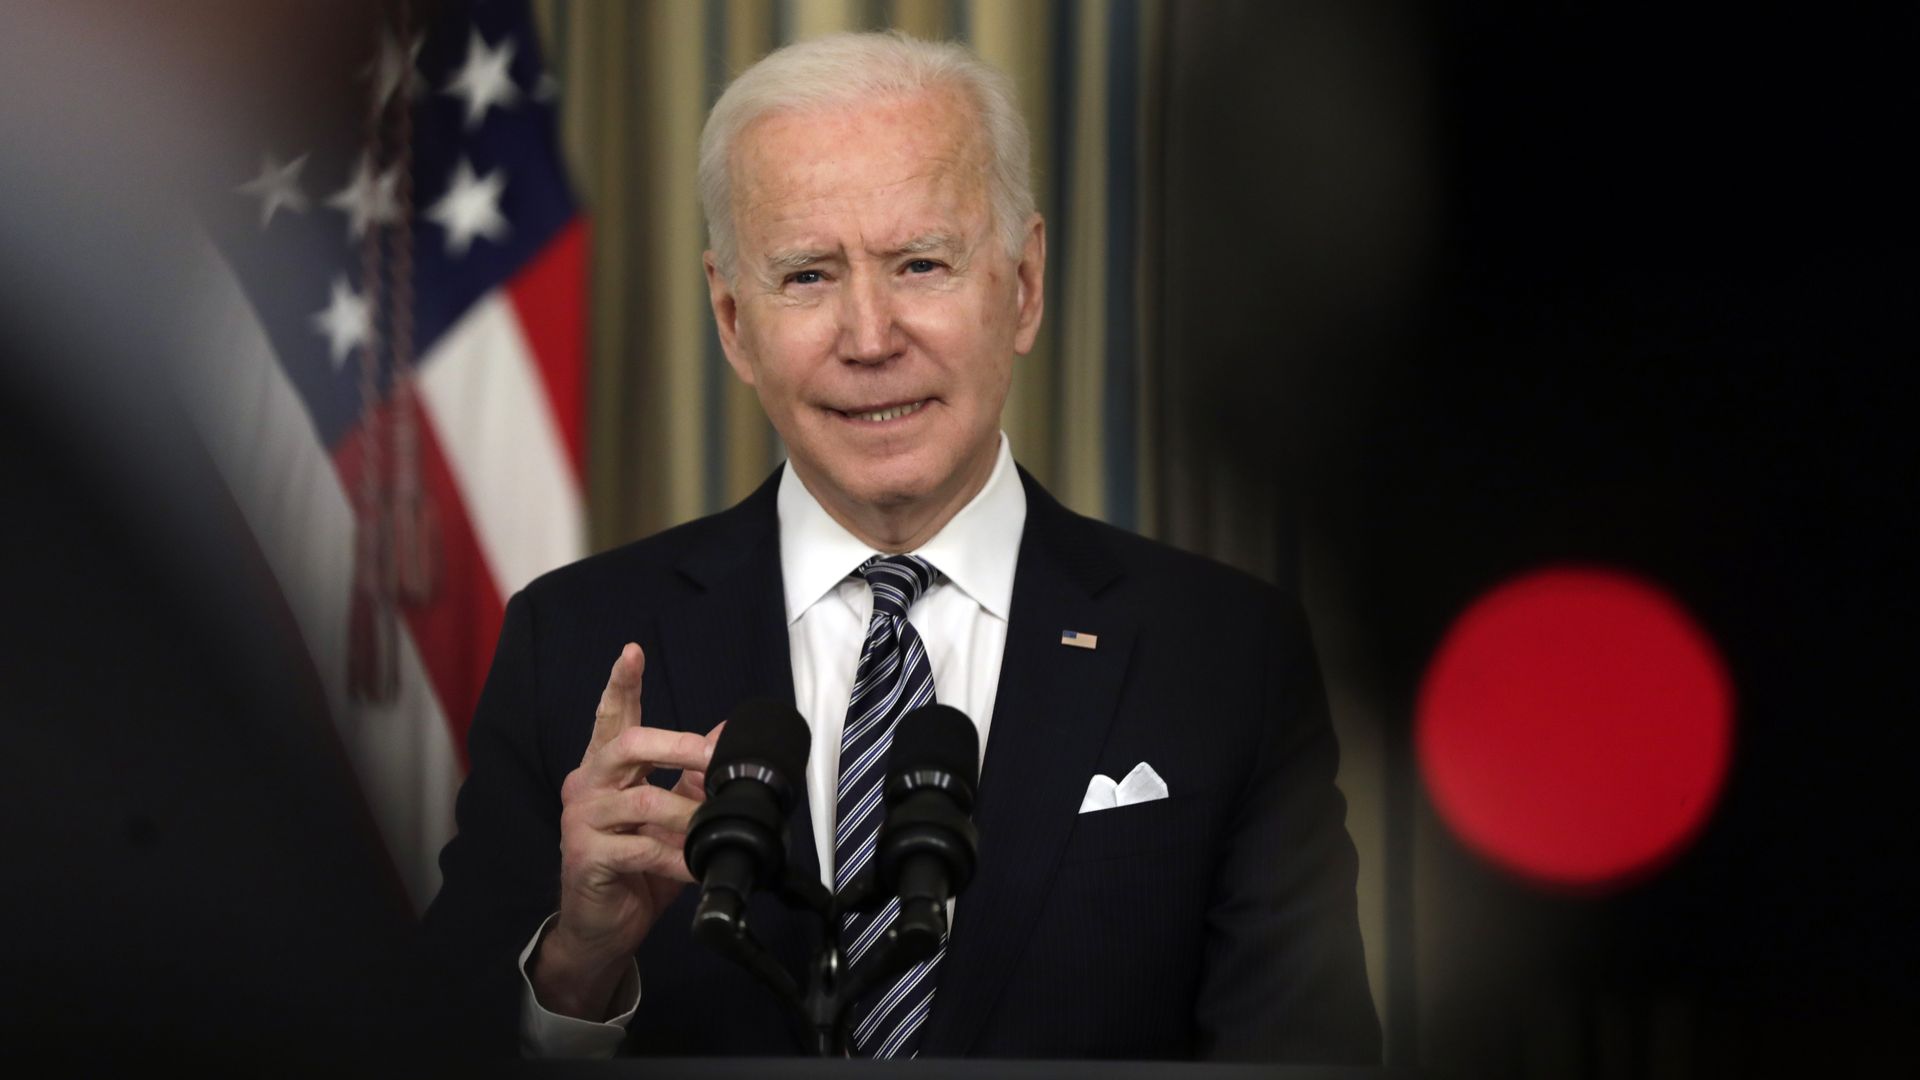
left=833, top=399, right=930, bottom=423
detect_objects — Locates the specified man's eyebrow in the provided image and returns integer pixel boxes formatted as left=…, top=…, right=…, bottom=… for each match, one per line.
left=765, top=248, right=835, bottom=271
left=883, top=233, right=963, bottom=257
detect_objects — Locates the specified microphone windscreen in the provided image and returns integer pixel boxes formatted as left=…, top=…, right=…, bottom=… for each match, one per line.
left=889, top=704, right=980, bottom=791
left=710, top=697, right=810, bottom=794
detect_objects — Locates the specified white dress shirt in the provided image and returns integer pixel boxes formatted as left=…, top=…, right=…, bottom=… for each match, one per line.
left=520, top=434, right=1027, bottom=1057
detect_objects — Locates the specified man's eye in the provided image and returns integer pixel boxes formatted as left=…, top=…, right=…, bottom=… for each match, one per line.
left=787, top=269, right=825, bottom=286
left=905, top=259, right=941, bottom=274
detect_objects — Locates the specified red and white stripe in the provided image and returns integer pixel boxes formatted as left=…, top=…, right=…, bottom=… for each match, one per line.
left=181, top=223, right=585, bottom=911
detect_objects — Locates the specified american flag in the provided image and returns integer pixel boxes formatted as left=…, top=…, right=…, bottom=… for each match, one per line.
left=192, top=0, right=584, bottom=911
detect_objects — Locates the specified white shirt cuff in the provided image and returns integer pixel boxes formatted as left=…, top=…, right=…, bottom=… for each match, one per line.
left=517, top=912, right=640, bottom=1059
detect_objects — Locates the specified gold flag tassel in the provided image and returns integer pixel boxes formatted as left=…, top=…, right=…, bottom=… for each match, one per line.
left=387, top=0, right=439, bottom=607
left=349, top=0, right=436, bottom=704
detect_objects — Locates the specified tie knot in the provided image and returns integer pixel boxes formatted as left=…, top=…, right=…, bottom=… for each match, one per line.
left=855, top=554, right=939, bottom=619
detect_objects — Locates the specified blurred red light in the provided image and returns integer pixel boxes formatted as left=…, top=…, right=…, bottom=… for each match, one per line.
left=1416, top=566, right=1734, bottom=890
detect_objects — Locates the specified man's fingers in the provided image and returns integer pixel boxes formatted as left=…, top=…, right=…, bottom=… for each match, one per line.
left=570, top=781, right=703, bottom=835
left=635, top=824, right=696, bottom=884
left=585, top=724, right=715, bottom=789
left=584, top=642, right=645, bottom=765
left=571, top=830, right=693, bottom=885
left=670, top=768, right=707, bottom=801
left=666, top=720, right=724, bottom=800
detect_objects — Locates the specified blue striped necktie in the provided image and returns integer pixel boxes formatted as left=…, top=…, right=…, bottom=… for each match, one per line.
left=836, top=554, right=943, bottom=1058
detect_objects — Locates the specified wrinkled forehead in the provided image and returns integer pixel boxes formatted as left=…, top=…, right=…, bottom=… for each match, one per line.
left=729, top=89, right=992, bottom=245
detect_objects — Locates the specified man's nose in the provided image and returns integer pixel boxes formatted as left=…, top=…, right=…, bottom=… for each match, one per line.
left=837, top=271, right=900, bottom=365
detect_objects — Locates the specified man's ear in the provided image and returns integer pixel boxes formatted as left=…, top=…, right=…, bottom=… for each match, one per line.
left=1012, top=214, right=1047, bottom=356
left=704, top=251, right=755, bottom=386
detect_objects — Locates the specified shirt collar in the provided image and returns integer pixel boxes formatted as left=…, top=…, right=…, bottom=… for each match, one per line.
left=778, top=432, right=1026, bottom=624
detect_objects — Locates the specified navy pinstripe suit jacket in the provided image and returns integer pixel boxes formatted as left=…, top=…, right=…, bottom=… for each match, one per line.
left=420, top=465, right=1380, bottom=1062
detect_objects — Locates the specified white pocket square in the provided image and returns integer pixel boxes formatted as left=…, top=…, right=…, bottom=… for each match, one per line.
left=1077, top=762, right=1169, bottom=813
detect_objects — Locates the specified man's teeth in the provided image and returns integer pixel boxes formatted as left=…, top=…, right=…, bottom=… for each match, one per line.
left=853, top=400, right=926, bottom=422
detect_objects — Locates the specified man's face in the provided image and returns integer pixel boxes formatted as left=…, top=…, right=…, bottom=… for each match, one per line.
left=706, top=88, right=1044, bottom=522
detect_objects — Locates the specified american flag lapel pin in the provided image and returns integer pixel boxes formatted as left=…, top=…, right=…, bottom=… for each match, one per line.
left=1060, top=629, right=1099, bottom=650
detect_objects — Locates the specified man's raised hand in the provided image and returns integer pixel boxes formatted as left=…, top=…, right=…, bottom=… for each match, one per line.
left=531, top=643, right=723, bottom=1020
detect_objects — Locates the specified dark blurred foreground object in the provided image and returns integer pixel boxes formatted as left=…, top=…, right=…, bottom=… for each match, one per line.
left=1162, top=1, right=1915, bottom=1076
left=0, top=290, right=426, bottom=1067
left=0, top=2, right=434, bottom=1068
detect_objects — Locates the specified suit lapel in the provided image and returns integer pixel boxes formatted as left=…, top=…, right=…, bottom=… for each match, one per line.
left=921, top=469, right=1132, bottom=1055
left=656, top=467, right=820, bottom=890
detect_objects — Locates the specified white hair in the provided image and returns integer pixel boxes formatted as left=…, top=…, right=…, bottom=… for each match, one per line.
left=698, top=30, right=1035, bottom=281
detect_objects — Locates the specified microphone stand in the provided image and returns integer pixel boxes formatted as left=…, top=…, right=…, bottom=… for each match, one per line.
left=691, top=865, right=943, bottom=1056
left=690, top=705, right=976, bottom=1056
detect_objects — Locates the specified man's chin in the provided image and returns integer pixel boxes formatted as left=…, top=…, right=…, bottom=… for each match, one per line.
left=837, top=470, right=940, bottom=510
left=794, top=432, right=994, bottom=520
left=786, top=443, right=907, bottom=493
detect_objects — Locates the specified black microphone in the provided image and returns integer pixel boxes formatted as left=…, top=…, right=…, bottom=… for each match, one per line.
left=876, top=704, right=980, bottom=962
left=684, top=698, right=810, bottom=937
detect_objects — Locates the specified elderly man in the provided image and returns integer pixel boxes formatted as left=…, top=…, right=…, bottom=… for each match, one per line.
left=421, top=31, right=1378, bottom=1062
